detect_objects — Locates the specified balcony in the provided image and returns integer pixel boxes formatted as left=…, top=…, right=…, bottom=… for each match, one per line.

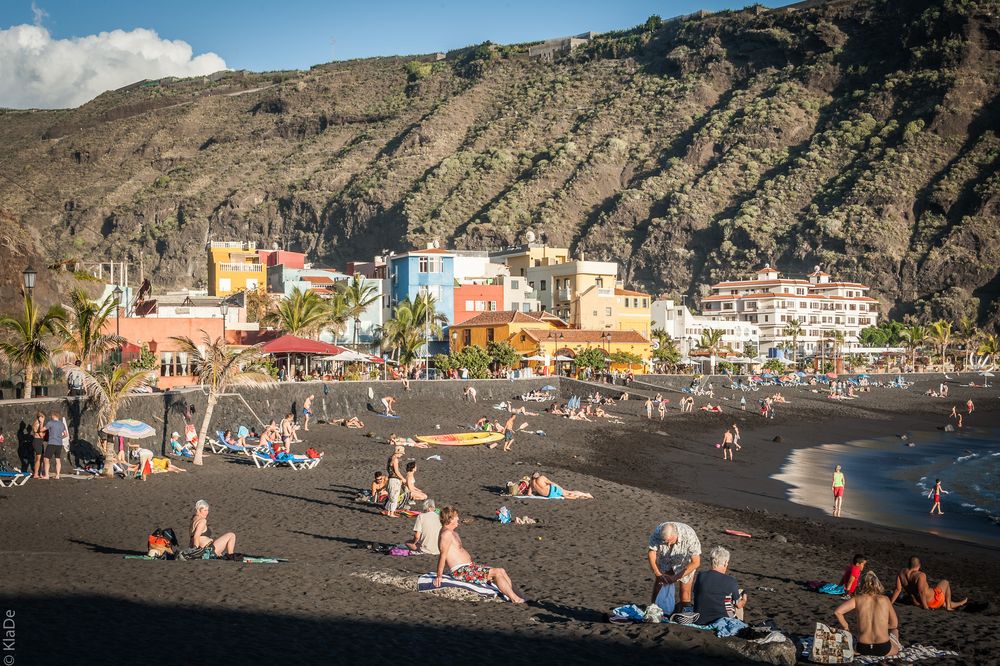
left=557, top=288, right=572, bottom=301
left=218, top=262, right=265, bottom=273
left=596, top=288, right=614, bottom=297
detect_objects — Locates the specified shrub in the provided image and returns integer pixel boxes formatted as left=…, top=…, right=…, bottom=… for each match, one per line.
left=486, top=341, right=520, bottom=369
left=450, top=345, right=491, bottom=379
left=574, top=347, right=608, bottom=371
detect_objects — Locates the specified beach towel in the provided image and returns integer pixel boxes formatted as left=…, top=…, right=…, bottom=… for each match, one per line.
left=655, top=579, right=675, bottom=614
left=819, top=583, right=846, bottom=596
left=509, top=494, right=564, bottom=500
left=390, top=547, right=417, bottom=557
left=798, top=637, right=957, bottom=664
left=417, top=572, right=501, bottom=599
left=608, top=604, right=646, bottom=623
left=690, top=617, right=747, bottom=637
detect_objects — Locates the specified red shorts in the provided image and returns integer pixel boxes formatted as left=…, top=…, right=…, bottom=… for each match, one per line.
left=833, top=486, right=844, bottom=498
left=451, top=563, right=492, bottom=585
left=928, top=587, right=944, bottom=609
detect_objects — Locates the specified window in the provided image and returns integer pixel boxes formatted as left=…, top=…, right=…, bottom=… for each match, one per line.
left=245, top=278, right=258, bottom=290
left=605, top=307, right=612, bottom=316
left=723, top=303, right=734, bottom=310
left=218, top=278, right=231, bottom=293
left=522, top=303, right=531, bottom=313
left=487, top=328, right=495, bottom=342
left=540, top=280, right=547, bottom=291
left=511, top=301, right=519, bottom=311
left=488, top=301, right=497, bottom=311
left=642, top=298, right=648, bottom=308
left=463, top=329, right=471, bottom=346
left=465, top=300, right=474, bottom=311
left=418, top=256, right=442, bottom=273
left=595, top=277, right=603, bottom=288
left=519, top=269, right=525, bottom=276
left=511, top=279, right=520, bottom=289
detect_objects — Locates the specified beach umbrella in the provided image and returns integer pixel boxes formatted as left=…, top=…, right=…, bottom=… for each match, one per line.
left=554, top=355, right=574, bottom=361
left=826, top=372, right=838, bottom=379
left=796, top=370, right=807, bottom=377
left=980, top=371, right=995, bottom=377
left=523, top=355, right=547, bottom=361
left=102, top=419, right=155, bottom=439
left=541, top=385, right=557, bottom=391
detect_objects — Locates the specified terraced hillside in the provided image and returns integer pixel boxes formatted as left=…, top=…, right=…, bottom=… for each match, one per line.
left=1, top=0, right=998, bottom=328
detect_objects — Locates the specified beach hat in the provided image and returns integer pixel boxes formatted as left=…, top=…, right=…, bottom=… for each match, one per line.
left=171, top=432, right=180, bottom=438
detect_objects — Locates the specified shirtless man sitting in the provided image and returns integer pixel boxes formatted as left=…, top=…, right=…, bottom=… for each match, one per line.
left=528, top=472, right=593, bottom=499
left=834, top=571, right=900, bottom=657
left=889, top=556, right=967, bottom=611
left=434, top=506, right=526, bottom=603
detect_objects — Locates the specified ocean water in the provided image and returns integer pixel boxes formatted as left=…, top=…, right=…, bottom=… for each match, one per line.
left=772, top=427, right=1000, bottom=548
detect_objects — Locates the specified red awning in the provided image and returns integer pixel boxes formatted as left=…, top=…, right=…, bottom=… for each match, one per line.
left=259, top=335, right=347, bottom=355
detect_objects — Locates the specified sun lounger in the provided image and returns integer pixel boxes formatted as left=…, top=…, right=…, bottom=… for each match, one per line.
left=213, top=431, right=259, bottom=456
left=250, top=451, right=277, bottom=469
left=0, top=471, right=30, bottom=488
left=275, top=452, right=322, bottom=470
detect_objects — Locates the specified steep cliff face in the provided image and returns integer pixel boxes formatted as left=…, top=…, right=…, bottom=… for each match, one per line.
left=2, top=0, right=998, bottom=328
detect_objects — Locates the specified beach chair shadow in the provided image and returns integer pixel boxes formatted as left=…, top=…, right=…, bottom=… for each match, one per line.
left=252, top=488, right=337, bottom=507
left=530, top=600, right=606, bottom=623
left=480, top=484, right=506, bottom=495
left=69, top=539, right=146, bottom=557
left=289, top=531, right=375, bottom=549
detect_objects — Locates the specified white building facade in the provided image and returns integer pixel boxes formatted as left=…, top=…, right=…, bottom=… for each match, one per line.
left=652, top=299, right=761, bottom=359
left=700, top=266, right=879, bottom=357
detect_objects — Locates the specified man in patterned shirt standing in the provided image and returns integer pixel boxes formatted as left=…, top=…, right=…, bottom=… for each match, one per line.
left=647, top=521, right=702, bottom=623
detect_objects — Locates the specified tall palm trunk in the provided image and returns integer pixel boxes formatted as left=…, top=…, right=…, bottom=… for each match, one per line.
left=194, top=391, right=217, bottom=466
left=23, top=363, right=33, bottom=399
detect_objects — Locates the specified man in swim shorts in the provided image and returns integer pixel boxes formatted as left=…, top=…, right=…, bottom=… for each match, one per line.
left=889, top=556, right=967, bottom=611
left=528, top=472, right=593, bottom=499
left=303, top=394, right=314, bottom=432
left=381, top=395, right=397, bottom=416
left=647, top=521, right=702, bottom=622
left=502, top=414, right=516, bottom=452
left=832, top=465, right=845, bottom=517
left=434, top=506, right=525, bottom=603
left=721, top=428, right=734, bottom=462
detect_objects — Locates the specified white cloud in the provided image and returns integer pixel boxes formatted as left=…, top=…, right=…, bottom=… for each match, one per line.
left=0, top=24, right=227, bottom=109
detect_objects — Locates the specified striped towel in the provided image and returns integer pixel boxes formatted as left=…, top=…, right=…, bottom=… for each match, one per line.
left=416, top=572, right=500, bottom=598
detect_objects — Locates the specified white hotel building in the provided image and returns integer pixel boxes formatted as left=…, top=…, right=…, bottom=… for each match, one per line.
left=700, top=266, right=879, bottom=358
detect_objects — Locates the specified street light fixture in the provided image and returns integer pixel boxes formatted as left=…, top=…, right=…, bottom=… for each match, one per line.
left=112, top=286, right=123, bottom=365
left=22, top=266, right=36, bottom=296
left=219, top=300, right=229, bottom=343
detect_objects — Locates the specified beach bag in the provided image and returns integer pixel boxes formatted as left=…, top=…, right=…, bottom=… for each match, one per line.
left=654, top=581, right=676, bottom=615
left=305, top=447, right=321, bottom=459
left=810, top=622, right=854, bottom=663
left=147, top=528, right=178, bottom=558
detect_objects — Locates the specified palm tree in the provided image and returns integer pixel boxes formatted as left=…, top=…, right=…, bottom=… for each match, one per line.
left=955, top=317, right=981, bottom=370
left=977, top=333, right=998, bottom=368
left=169, top=332, right=276, bottom=465
left=0, top=291, right=64, bottom=399
left=782, top=319, right=803, bottom=367
left=899, top=324, right=927, bottom=370
left=326, top=289, right=351, bottom=344
left=928, top=319, right=953, bottom=369
left=79, top=365, right=154, bottom=477
left=342, top=274, right=380, bottom=346
left=57, top=289, right=124, bottom=368
left=697, top=328, right=726, bottom=374
left=378, top=295, right=448, bottom=368
left=262, top=287, right=328, bottom=338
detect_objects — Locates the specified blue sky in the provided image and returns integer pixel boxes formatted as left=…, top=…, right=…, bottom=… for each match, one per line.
left=4, top=0, right=787, bottom=72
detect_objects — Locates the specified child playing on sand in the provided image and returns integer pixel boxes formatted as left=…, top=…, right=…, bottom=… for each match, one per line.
left=841, top=554, right=867, bottom=596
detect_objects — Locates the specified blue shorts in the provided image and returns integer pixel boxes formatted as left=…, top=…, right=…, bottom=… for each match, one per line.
left=303, top=409, right=312, bottom=416
left=548, top=484, right=564, bottom=499
left=504, top=429, right=514, bottom=441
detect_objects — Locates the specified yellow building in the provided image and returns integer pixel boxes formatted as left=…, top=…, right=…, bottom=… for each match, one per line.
left=449, top=310, right=566, bottom=352
left=449, top=310, right=651, bottom=369
left=207, top=241, right=266, bottom=296
left=614, top=287, right=652, bottom=338
left=520, top=328, right=652, bottom=368
left=489, top=243, right=570, bottom=278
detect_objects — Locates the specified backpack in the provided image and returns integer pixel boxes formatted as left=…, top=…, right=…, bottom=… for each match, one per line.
left=147, top=527, right=178, bottom=558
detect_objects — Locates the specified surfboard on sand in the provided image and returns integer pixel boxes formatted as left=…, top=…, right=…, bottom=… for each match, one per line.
left=415, top=432, right=504, bottom=446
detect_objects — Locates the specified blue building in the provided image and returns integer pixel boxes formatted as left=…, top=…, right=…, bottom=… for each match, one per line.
left=389, top=248, right=456, bottom=354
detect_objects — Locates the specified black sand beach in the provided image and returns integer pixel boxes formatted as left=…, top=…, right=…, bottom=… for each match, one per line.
left=1, top=376, right=998, bottom=665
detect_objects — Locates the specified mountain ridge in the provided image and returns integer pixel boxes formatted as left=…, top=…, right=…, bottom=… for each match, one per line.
left=1, top=0, right=998, bottom=329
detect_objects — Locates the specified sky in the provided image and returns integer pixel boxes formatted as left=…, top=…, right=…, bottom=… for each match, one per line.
left=0, top=0, right=787, bottom=109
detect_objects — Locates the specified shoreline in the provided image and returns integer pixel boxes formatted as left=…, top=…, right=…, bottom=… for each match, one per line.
left=772, top=426, right=1000, bottom=548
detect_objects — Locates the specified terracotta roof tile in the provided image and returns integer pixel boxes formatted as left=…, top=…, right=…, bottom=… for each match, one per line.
left=453, top=310, right=543, bottom=327
left=522, top=329, right=649, bottom=343
left=615, top=288, right=651, bottom=297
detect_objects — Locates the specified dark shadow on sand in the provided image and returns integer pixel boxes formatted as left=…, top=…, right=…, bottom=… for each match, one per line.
left=69, top=539, right=146, bottom=556
left=0, top=593, right=755, bottom=664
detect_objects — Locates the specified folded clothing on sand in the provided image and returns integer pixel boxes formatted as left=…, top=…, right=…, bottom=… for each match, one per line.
left=417, top=572, right=501, bottom=599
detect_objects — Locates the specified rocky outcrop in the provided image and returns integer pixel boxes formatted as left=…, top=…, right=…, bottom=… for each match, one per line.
left=1, top=0, right=998, bottom=329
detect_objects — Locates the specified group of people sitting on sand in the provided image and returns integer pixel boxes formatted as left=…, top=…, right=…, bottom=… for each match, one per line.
left=368, top=445, right=431, bottom=517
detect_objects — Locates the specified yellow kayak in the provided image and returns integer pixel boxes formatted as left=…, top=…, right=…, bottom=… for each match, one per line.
left=415, top=432, right=504, bottom=446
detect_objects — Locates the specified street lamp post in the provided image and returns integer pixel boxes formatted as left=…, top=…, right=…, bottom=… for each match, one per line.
left=22, top=266, right=36, bottom=297
left=219, top=300, right=229, bottom=343
left=113, top=286, right=123, bottom=365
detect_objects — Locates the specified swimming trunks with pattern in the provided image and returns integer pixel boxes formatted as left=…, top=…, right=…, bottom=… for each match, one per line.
left=451, top=562, right=491, bottom=584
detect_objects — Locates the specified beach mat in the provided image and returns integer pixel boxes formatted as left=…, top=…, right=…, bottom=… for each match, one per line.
left=124, top=555, right=286, bottom=563
left=417, top=572, right=501, bottom=598
left=508, top=494, right=564, bottom=500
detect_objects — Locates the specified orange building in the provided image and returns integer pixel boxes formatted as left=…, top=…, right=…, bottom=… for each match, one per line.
left=103, top=316, right=225, bottom=390
left=453, top=283, right=505, bottom=324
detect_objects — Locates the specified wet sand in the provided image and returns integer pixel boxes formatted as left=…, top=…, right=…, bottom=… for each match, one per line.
left=0, top=376, right=998, bottom=664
